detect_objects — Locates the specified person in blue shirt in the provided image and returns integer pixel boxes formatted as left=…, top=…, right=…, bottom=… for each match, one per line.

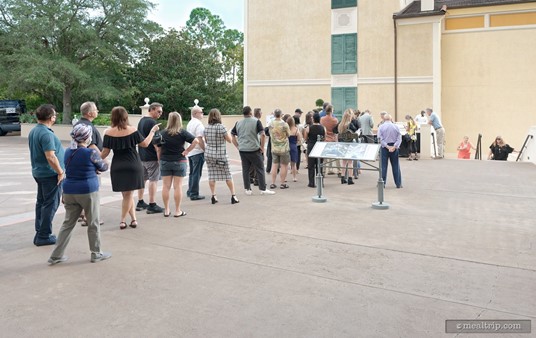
left=377, top=114, right=403, bottom=188
left=426, top=107, right=445, bottom=159
left=28, top=104, right=65, bottom=246
left=48, top=124, right=111, bottom=265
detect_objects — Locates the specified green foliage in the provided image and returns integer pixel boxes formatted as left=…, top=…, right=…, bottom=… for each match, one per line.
left=19, top=112, right=36, bottom=123
left=0, top=0, right=161, bottom=123
left=316, top=99, right=325, bottom=108
left=0, top=4, right=243, bottom=120
left=132, top=8, right=244, bottom=116
left=92, top=114, right=111, bottom=126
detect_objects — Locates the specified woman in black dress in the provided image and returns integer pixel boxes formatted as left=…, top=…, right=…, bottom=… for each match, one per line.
left=487, top=136, right=515, bottom=161
left=304, top=112, right=326, bottom=188
left=101, top=106, right=160, bottom=229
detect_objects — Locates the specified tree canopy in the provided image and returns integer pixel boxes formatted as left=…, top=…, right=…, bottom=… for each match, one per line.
left=0, top=2, right=243, bottom=120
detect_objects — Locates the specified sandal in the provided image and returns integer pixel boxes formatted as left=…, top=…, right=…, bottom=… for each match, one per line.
left=119, top=222, right=127, bottom=230
left=269, top=184, right=277, bottom=189
left=174, top=211, right=187, bottom=218
left=280, top=184, right=289, bottom=189
left=129, top=220, right=138, bottom=228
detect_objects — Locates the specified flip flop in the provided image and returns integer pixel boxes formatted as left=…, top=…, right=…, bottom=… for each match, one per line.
left=174, top=211, right=187, bottom=218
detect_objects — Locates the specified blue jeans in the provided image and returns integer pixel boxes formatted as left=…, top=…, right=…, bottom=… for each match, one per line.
left=187, top=153, right=204, bottom=198
left=34, top=175, right=62, bottom=241
left=381, top=147, right=402, bottom=188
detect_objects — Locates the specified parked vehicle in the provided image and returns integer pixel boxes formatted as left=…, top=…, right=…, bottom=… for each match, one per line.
left=0, top=100, right=26, bottom=136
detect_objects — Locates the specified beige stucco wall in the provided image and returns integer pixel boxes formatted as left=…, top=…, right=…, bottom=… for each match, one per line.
left=397, top=23, right=433, bottom=77
left=246, top=0, right=331, bottom=80
left=442, top=28, right=536, bottom=152
left=447, top=3, right=536, bottom=16
left=358, top=1, right=400, bottom=78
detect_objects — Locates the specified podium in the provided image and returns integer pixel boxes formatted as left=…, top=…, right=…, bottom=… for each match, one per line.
left=419, top=124, right=434, bottom=159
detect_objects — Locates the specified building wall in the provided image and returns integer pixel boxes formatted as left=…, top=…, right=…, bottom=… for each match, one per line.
left=442, top=3, right=536, bottom=151
left=245, top=0, right=536, bottom=155
left=246, top=0, right=331, bottom=114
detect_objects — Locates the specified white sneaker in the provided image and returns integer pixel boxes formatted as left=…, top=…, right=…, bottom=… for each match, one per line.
left=244, top=189, right=253, bottom=196
left=260, top=189, right=275, bottom=195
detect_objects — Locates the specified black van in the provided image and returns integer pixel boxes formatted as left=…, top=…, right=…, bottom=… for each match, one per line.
left=0, top=100, right=26, bottom=136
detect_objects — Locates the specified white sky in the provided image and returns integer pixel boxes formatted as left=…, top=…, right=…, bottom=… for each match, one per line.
left=148, top=0, right=244, bottom=32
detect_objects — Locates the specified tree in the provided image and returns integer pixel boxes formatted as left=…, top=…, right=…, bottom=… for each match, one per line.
left=130, top=29, right=225, bottom=116
left=0, top=0, right=161, bottom=122
left=185, top=8, right=243, bottom=85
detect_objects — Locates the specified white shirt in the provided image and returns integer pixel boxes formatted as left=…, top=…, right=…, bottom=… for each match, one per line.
left=186, top=118, right=204, bottom=157
left=415, top=114, right=428, bottom=125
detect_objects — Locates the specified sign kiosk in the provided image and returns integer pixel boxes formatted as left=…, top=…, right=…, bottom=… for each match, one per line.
left=308, top=141, right=389, bottom=209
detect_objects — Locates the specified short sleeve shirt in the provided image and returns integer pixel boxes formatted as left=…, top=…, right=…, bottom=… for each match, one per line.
left=28, top=124, right=65, bottom=178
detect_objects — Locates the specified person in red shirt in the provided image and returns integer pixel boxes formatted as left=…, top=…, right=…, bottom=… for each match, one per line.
left=457, top=136, right=476, bottom=159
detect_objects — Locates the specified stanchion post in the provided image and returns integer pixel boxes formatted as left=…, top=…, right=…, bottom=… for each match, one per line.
left=372, top=149, right=389, bottom=209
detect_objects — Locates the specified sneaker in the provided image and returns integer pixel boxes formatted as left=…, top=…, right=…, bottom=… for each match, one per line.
left=244, top=189, right=253, bottom=196
left=260, top=189, right=275, bottom=195
left=48, top=256, right=68, bottom=265
left=146, top=204, right=164, bottom=214
left=91, top=252, right=112, bottom=263
left=136, top=200, right=149, bottom=211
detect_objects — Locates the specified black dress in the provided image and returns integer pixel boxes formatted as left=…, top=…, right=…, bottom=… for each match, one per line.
left=103, top=132, right=144, bottom=192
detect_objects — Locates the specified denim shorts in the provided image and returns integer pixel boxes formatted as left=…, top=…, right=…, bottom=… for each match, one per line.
left=160, top=160, right=187, bottom=177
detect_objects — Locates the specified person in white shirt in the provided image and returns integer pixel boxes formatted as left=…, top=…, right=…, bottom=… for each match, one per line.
left=186, top=106, right=206, bottom=200
left=414, top=110, right=428, bottom=130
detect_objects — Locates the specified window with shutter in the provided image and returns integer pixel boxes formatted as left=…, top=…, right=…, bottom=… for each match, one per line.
left=331, top=34, right=357, bottom=74
left=332, top=0, right=358, bottom=9
left=331, top=87, right=357, bottom=120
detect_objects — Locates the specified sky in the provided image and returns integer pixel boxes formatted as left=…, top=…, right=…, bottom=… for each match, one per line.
left=148, top=0, right=244, bottom=32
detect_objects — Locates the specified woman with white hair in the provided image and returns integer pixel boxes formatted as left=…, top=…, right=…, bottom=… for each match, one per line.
left=48, top=124, right=111, bottom=265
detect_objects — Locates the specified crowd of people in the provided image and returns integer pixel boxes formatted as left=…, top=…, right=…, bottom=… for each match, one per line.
left=27, top=101, right=516, bottom=265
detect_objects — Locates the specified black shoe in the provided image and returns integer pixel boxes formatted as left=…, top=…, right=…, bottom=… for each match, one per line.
left=231, top=195, right=240, bottom=204
left=136, top=200, right=149, bottom=211
left=190, top=195, right=205, bottom=201
left=35, top=235, right=57, bottom=247
left=307, top=184, right=316, bottom=188
left=211, top=195, right=218, bottom=204
left=146, top=204, right=164, bottom=214
left=341, top=177, right=347, bottom=184
left=348, top=177, right=354, bottom=185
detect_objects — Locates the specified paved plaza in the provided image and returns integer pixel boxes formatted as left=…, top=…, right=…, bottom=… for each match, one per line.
left=0, top=134, right=535, bottom=337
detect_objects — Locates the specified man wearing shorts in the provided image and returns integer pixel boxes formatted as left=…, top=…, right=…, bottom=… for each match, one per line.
left=268, top=109, right=291, bottom=189
left=137, top=102, right=164, bottom=214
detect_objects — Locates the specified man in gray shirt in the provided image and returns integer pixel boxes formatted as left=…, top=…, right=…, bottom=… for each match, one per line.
left=231, top=106, right=275, bottom=196
left=358, top=109, right=374, bottom=143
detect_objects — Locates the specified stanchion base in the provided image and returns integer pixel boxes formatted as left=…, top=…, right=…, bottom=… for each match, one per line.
left=371, top=202, right=390, bottom=209
left=312, top=196, right=327, bottom=203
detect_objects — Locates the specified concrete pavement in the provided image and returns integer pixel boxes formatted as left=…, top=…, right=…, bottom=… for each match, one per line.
left=0, top=134, right=535, bottom=337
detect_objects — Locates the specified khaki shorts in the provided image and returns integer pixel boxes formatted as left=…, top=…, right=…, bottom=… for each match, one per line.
left=142, top=161, right=160, bottom=181
left=272, top=152, right=290, bottom=165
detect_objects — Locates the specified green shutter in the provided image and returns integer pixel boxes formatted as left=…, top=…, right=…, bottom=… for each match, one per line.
left=332, top=34, right=357, bottom=74
left=331, top=35, right=344, bottom=74
left=331, top=87, right=357, bottom=120
left=331, top=88, right=344, bottom=119
left=344, top=88, right=357, bottom=113
left=344, top=34, right=357, bottom=73
left=332, top=0, right=358, bottom=9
